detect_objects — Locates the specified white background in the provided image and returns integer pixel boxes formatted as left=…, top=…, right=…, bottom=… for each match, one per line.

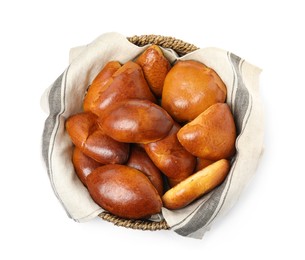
left=0, top=0, right=304, bottom=259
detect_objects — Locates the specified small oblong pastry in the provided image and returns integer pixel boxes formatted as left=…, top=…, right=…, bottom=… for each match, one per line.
left=98, top=99, right=174, bottom=144
left=72, top=147, right=103, bottom=186
left=127, top=145, right=164, bottom=196
left=144, top=122, right=196, bottom=181
left=83, top=61, right=121, bottom=112
left=86, top=164, right=162, bottom=219
left=162, top=159, right=230, bottom=210
left=162, top=60, right=227, bottom=122
left=136, top=45, right=171, bottom=97
left=90, top=61, right=156, bottom=118
left=177, top=103, right=236, bottom=160
left=66, top=112, right=130, bottom=164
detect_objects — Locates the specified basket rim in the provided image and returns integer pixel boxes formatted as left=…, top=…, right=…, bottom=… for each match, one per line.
left=99, top=212, right=170, bottom=231
left=127, top=34, right=199, bottom=56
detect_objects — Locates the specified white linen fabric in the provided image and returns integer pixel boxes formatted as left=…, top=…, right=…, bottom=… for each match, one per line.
left=41, top=32, right=264, bottom=239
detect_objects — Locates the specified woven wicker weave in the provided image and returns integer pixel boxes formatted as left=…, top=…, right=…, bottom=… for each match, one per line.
left=128, top=34, right=198, bottom=56
left=99, top=35, right=198, bottom=231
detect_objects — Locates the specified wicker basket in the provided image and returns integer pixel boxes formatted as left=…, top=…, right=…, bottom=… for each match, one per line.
left=98, top=35, right=199, bottom=231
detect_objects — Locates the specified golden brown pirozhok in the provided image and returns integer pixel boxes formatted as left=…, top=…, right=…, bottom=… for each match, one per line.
left=162, top=159, right=230, bottom=210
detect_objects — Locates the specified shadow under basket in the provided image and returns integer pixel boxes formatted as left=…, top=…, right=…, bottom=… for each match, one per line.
left=98, top=35, right=199, bottom=231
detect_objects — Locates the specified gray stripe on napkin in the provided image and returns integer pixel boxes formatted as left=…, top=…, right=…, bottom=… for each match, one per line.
left=41, top=68, right=72, bottom=218
left=174, top=52, right=250, bottom=237
left=229, top=53, right=250, bottom=134
left=42, top=72, right=65, bottom=171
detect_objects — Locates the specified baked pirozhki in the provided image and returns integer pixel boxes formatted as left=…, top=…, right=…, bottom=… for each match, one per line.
left=162, top=60, right=226, bottom=122
left=65, top=47, right=236, bottom=219
left=136, top=45, right=171, bottom=97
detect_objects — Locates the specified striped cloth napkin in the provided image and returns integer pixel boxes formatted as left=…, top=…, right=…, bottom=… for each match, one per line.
left=41, top=32, right=264, bottom=239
